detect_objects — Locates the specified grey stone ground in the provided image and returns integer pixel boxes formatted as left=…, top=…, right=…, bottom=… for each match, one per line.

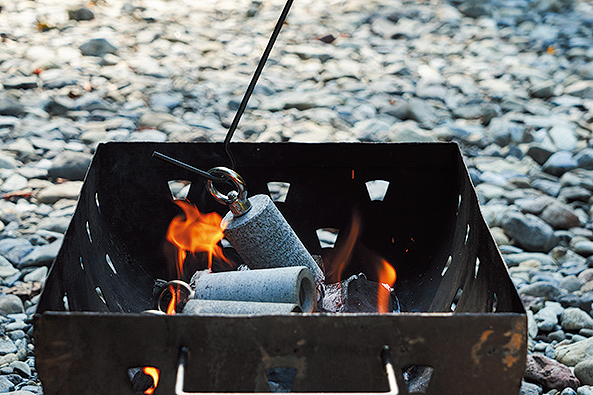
left=2, top=0, right=593, bottom=393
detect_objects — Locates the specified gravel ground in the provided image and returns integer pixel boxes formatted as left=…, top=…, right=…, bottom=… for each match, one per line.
left=2, top=0, right=593, bottom=393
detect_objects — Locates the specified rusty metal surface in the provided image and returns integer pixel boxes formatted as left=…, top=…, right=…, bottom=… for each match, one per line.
left=37, top=142, right=523, bottom=314
left=35, top=312, right=526, bottom=395
left=35, top=142, right=527, bottom=394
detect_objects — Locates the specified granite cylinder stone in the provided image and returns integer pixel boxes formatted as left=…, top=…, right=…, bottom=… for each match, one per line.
left=222, top=194, right=324, bottom=284
left=182, top=299, right=302, bottom=315
left=192, top=266, right=316, bottom=312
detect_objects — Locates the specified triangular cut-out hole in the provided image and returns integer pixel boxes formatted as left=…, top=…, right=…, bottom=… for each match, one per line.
left=365, top=180, right=390, bottom=201
left=267, top=181, right=290, bottom=203
left=474, top=257, right=480, bottom=279
left=316, top=228, right=340, bottom=248
left=128, top=366, right=160, bottom=394
left=266, top=367, right=297, bottom=393
left=168, top=180, right=192, bottom=200
left=402, top=365, right=434, bottom=394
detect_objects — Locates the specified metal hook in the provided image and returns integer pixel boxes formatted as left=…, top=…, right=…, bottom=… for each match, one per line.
left=157, top=280, right=194, bottom=313
left=207, top=167, right=252, bottom=217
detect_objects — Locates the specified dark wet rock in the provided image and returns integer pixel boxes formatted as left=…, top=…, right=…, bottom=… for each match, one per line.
left=539, top=203, right=581, bottom=230
left=79, top=38, right=118, bottom=57
left=68, top=7, right=95, bottom=21
left=524, top=353, right=580, bottom=392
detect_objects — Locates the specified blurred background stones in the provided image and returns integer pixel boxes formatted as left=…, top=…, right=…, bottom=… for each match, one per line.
left=1, top=0, right=593, bottom=393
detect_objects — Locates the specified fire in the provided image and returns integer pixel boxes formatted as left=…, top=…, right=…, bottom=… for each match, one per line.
left=377, top=259, right=397, bottom=313
left=142, top=366, right=160, bottom=394
left=166, top=199, right=227, bottom=277
left=166, top=284, right=179, bottom=315
left=335, top=211, right=361, bottom=283
left=324, top=211, right=397, bottom=313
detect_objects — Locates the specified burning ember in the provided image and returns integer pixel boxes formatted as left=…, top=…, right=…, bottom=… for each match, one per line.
left=141, top=367, right=159, bottom=395
left=377, top=259, right=397, bottom=313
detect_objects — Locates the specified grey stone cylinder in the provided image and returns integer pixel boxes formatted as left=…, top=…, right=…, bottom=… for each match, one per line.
left=222, top=194, right=325, bottom=284
left=182, top=299, right=302, bottom=315
left=192, top=266, right=316, bottom=312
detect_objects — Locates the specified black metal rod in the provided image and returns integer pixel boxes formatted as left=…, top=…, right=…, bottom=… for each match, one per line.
left=223, top=0, right=294, bottom=169
left=152, top=151, right=226, bottom=182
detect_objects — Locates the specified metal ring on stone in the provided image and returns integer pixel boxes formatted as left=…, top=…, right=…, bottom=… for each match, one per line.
left=207, top=167, right=252, bottom=216
left=157, top=280, right=194, bottom=313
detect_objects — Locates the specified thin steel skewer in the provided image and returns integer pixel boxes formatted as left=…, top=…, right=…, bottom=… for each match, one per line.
left=223, top=0, right=294, bottom=169
left=152, top=151, right=225, bottom=182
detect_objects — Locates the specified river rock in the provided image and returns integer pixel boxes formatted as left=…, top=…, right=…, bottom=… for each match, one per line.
left=47, top=151, right=93, bottom=181
left=0, top=295, right=24, bottom=315
left=35, top=181, right=83, bottom=204
left=501, top=211, right=558, bottom=252
left=542, top=152, right=578, bottom=177
left=575, top=359, right=593, bottom=386
left=79, top=38, right=118, bottom=57
left=555, top=337, right=593, bottom=366
left=524, top=353, right=580, bottom=392
left=561, top=308, right=593, bottom=331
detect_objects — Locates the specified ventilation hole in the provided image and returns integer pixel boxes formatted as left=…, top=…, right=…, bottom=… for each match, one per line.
left=451, top=288, right=463, bottom=311
left=266, top=367, right=297, bottom=393
left=95, top=286, right=107, bottom=305
left=106, top=254, right=117, bottom=275
left=458, top=193, right=462, bottom=210
left=402, top=365, right=434, bottom=394
left=464, top=223, right=470, bottom=244
left=95, top=192, right=101, bottom=214
left=79, top=257, right=85, bottom=271
left=267, top=181, right=290, bottom=203
left=365, top=180, right=390, bottom=202
left=128, top=366, right=160, bottom=394
left=492, top=293, right=498, bottom=313
left=86, top=221, right=92, bottom=243
left=441, top=255, right=452, bottom=277
left=474, top=257, right=480, bottom=279
left=168, top=180, right=191, bottom=200
left=316, top=228, right=339, bottom=248
left=63, top=293, right=70, bottom=311
left=221, top=238, right=232, bottom=248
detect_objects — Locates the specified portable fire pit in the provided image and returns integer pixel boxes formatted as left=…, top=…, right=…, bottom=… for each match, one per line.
left=34, top=141, right=526, bottom=395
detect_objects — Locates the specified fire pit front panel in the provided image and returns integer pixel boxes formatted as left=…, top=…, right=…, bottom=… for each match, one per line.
left=35, top=142, right=526, bottom=395
left=36, top=312, right=525, bottom=395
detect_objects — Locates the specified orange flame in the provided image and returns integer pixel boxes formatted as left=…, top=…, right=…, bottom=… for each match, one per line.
left=166, top=199, right=227, bottom=278
left=142, top=366, right=160, bottom=394
left=377, top=259, right=397, bottom=313
left=166, top=284, right=178, bottom=315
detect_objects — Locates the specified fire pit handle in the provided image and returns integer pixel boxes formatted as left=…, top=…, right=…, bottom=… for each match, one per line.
left=174, top=346, right=399, bottom=395
left=207, top=167, right=252, bottom=216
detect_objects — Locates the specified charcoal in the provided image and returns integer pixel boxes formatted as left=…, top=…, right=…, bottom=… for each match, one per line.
left=130, top=369, right=153, bottom=394
left=319, top=274, right=400, bottom=313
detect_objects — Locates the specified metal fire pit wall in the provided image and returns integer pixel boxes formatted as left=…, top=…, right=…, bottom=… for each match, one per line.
left=34, top=142, right=526, bottom=395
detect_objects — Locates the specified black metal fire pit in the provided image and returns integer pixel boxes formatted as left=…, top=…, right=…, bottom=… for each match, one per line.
left=34, top=141, right=526, bottom=395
